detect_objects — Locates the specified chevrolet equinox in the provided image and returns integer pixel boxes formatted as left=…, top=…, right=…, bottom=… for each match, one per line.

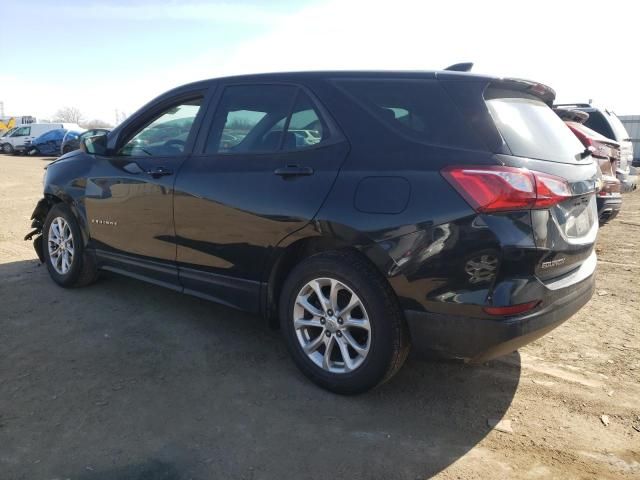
left=26, top=71, right=598, bottom=394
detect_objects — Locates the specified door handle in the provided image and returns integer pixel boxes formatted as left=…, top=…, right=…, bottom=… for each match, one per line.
left=274, top=165, right=314, bottom=177
left=146, top=167, right=173, bottom=178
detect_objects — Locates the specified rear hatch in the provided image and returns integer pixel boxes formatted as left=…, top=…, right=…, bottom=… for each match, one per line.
left=565, top=121, right=620, bottom=180
left=585, top=109, right=633, bottom=174
left=607, top=112, right=633, bottom=174
left=483, top=83, right=599, bottom=280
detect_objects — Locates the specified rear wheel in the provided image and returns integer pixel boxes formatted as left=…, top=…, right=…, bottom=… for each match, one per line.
left=280, top=251, right=410, bottom=394
left=42, top=203, right=98, bottom=287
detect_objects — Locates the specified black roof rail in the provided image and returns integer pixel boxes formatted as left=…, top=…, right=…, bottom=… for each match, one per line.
left=444, top=62, right=473, bottom=72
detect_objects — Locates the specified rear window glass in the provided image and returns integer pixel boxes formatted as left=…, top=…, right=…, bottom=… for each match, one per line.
left=583, top=111, right=615, bottom=140
left=605, top=112, right=630, bottom=141
left=334, top=79, right=480, bottom=149
left=486, top=89, right=584, bottom=163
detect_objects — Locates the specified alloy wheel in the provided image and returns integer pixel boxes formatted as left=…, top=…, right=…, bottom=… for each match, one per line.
left=48, top=217, right=74, bottom=275
left=293, top=277, right=371, bottom=373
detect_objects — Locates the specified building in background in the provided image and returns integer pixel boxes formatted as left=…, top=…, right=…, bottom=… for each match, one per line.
left=619, top=115, right=640, bottom=166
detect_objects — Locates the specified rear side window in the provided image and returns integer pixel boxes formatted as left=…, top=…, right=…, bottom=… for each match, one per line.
left=333, top=79, right=479, bottom=149
left=206, top=85, right=329, bottom=154
left=486, top=89, right=584, bottom=163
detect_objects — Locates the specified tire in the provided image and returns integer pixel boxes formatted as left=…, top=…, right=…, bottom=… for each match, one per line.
left=62, top=145, right=72, bottom=154
left=42, top=203, right=98, bottom=288
left=280, top=250, right=410, bottom=394
left=2, top=143, right=13, bottom=154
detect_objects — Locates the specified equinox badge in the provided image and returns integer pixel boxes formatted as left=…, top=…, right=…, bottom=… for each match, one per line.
left=91, top=219, right=118, bottom=226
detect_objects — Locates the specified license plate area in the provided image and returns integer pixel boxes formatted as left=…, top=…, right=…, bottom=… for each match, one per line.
left=552, top=195, right=597, bottom=240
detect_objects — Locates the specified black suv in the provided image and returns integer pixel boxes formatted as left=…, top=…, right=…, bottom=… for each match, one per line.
left=26, top=71, right=598, bottom=394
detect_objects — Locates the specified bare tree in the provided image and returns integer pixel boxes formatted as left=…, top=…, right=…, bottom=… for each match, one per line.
left=81, top=119, right=113, bottom=129
left=53, top=107, right=84, bottom=124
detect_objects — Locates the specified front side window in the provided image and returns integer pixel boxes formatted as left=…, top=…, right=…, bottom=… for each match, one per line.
left=12, top=126, right=30, bottom=137
left=65, top=131, right=80, bottom=141
left=206, top=85, right=329, bottom=154
left=118, top=98, right=202, bottom=157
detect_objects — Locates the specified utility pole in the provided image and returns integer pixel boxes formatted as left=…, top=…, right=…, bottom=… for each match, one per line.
left=0, top=101, right=4, bottom=117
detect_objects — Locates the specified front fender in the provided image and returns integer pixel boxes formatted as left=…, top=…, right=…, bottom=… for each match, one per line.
left=24, top=197, right=51, bottom=263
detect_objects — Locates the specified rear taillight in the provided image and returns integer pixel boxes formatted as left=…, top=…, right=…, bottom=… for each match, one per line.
left=567, top=124, right=615, bottom=159
left=442, top=166, right=572, bottom=213
left=567, top=124, right=593, bottom=149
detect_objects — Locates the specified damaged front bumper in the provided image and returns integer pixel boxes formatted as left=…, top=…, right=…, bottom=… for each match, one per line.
left=24, top=197, right=50, bottom=263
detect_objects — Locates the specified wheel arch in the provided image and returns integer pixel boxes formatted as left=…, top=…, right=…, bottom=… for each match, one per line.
left=27, top=190, right=92, bottom=262
left=263, top=224, right=397, bottom=328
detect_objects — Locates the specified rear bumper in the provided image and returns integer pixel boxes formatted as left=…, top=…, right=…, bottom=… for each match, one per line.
left=596, top=195, right=622, bottom=223
left=617, top=171, right=638, bottom=192
left=404, top=253, right=596, bottom=362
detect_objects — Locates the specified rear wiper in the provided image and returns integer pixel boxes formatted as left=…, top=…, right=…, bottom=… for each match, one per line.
left=580, top=146, right=595, bottom=159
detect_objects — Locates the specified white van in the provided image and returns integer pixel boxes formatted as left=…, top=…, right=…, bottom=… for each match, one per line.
left=1, top=123, right=81, bottom=154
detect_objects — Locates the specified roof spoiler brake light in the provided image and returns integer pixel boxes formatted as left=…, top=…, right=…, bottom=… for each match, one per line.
left=444, top=62, right=473, bottom=72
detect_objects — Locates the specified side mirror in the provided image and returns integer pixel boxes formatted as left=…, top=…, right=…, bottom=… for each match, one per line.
left=81, top=133, right=109, bottom=156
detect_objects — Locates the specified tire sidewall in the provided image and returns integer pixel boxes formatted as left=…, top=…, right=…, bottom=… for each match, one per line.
left=43, top=204, right=85, bottom=287
left=280, top=254, right=397, bottom=393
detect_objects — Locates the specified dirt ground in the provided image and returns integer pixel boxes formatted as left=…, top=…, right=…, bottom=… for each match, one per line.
left=0, top=154, right=638, bottom=480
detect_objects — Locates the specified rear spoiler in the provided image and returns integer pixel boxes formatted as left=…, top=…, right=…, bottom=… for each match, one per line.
left=489, top=78, right=556, bottom=106
left=444, top=62, right=473, bottom=72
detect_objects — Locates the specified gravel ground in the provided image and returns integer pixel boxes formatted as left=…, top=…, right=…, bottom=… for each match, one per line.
left=0, top=155, right=638, bottom=479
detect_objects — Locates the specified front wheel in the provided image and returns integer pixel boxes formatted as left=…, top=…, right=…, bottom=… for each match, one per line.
left=2, top=143, right=13, bottom=154
left=280, top=251, right=410, bottom=394
left=42, top=203, right=98, bottom=287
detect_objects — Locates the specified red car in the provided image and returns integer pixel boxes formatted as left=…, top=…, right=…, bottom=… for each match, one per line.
left=555, top=109, right=622, bottom=223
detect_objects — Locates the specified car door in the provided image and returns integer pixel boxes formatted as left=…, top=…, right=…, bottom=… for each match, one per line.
left=41, top=130, right=58, bottom=154
left=9, top=125, right=31, bottom=148
left=173, top=83, right=349, bottom=312
left=84, top=90, right=207, bottom=287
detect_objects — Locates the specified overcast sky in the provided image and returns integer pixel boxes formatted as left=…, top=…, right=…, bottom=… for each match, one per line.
left=1, top=0, right=638, bottom=125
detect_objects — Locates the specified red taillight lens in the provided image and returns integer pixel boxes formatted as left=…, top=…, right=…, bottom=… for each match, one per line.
left=567, top=124, right=615, bottom=159
left=532, top=171, right=573, bottom=208
left=567, top=124, right=594, bottom=149
left=442, top=166, right=572, bottom=213
left=483, top=300, right=540, bottom=316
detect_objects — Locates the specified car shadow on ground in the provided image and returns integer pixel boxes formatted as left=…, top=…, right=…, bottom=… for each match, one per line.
left=0, top=260, right=521, bottom=480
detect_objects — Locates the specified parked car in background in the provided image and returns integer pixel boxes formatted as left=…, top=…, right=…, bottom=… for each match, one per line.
left=0, top=115, right=36, bottom=135
left=61, top=128, right=109, bottom=154
left=1, top=126, right=17, bottom=139
left=289, top=129, right=322, bottom=145
left=27, top=129, right=73, bottom=156
left=555, top=108, right=622, bottom=224
left=555, top=103, right=635, bottom=191
left=1, top=123, right=81, bottom=154
left=27, top=71, right=599, bottom=394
